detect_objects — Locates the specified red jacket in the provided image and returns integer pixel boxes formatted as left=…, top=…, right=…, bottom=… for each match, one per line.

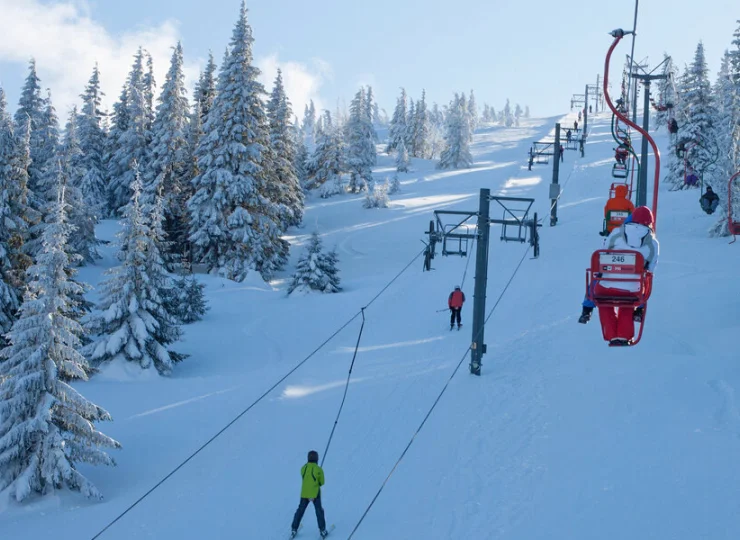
left=448, top=290, right=465, bottom=309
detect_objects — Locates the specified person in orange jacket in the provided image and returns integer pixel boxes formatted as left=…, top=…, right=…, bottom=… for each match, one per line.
left=448, top=286, right=465, bottom=330
left=601, top=184, right=635, bottom=236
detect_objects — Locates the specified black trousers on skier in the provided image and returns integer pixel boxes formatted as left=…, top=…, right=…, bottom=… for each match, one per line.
left=450, top=308, right=462, bottom=326
left=292, top=492, right=326, bottom=531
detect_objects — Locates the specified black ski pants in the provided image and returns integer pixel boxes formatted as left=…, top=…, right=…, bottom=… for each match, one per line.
left=450, top=308, right=462, bottom=326
left=292, top=491, right=326, bottom=531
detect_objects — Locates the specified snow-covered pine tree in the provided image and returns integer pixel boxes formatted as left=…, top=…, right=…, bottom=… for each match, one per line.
left=104, top=84, right=130, bottom=217
left=309, top=111, right=346, bottom=196
left=365, top=86, right=379, bottom=142
left=302, top=100, right=317, bottom=153
left=396, top=138, right=410, bottom=172
left=144, top=42, right=191, bottom=265
left=667, top=42, right=718, bottom=190
left=78, top=65, right=108, bottom=219
left=169, top=274, right=208, bottom=324
left=405, top=98, right=416, bottom=153
left=62, top=108, right=99, bottom=264
left=387, top=88, right=408, bottom=153
left=438, top=94, right=473, bottom=169
left=389, top=174, right=401, bottom=194
left=710, top=24, right=740, bottom=236
left=86, top=170, right=183, bottom=374
left=287, top=231, right=341, bottom=294
left=14, top=60, right=45, bottom=200
left=188, top=2, right=288, bottom=281
left=468, top=90, right=478, bottom=131
left=524, top=105, right=530, bottom=118
left=195, top=53, right=218, bottom=122
left=428, top=102, right=445, bottom=159
left=412, top=90, right=431, bottom=158
left=24, top=90, right=62, bottom=259
left=0, top=87, right=25, bottom=345
left=108, top=49, right=153, bottom=215
left=294, top=118, right=310, bottom=188
left=514, top=104, right=523, bottom=127
left=503, top=98, right=514, bottom=127
left=459, top=93, right=473, bottom=142
left=346, top=87, right=376, bottom=193
left=267, top=69, right=304, bottom=226
left=0, top=91, right=33, bottom=302
left=0, top=185, right=120, bottom=502
left=655, top=53, right=679, bottom=130
left=143, top=52, right=157, bottom=129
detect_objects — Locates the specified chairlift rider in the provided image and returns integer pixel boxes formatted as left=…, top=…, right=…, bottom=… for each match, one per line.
left=579, top=206, right=659, bottom=346
left=700, top=186, right=720, bottom=214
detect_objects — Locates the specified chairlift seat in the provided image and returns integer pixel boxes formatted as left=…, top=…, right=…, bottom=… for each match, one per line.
left=612, top=163, right=628, bottom=179
left=585, top=249, right=653, bottom=346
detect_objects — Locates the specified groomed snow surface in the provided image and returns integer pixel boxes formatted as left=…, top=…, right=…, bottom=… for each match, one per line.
left=2, top=113, right=739, bottom=539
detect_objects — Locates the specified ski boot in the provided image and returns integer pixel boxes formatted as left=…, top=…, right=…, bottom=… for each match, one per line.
left=457, top=323, right=462, bottom=330
left=633, top=307, right=644, bottom=323
left=578, top=307, right=593, bottom=324
left=609, top=338, right=630, bottom=347
left=320, top=530, right=329, bottom=539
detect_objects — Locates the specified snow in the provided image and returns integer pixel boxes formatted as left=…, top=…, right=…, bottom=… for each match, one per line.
left=2, top=113, right=740, bottom=539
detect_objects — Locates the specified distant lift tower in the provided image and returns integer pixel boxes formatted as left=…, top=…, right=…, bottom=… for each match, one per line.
left=423, top=189, right=541, bottom=376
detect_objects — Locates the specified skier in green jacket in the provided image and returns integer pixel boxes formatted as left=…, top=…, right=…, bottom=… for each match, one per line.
left=291, top=450, right=328, bottom=538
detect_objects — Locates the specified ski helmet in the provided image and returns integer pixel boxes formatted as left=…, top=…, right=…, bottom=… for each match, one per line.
left=454, top=285, right=461, bottom=290
left=307, top=450, right=319, bottom=463
left=631, top=206, right=654, bottom=227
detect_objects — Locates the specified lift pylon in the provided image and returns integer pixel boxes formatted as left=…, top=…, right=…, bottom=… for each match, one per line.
left=424, top=189, right=541, bottom=375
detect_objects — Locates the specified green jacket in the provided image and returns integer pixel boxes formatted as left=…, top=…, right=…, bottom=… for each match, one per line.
left=300, top=462, right=325, bottom=499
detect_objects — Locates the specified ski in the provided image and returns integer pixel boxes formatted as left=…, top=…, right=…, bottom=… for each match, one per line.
left=320, top=524, right=336, bottom=538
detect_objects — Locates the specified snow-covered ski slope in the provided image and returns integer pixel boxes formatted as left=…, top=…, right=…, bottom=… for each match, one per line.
left=2, top=113, right=740, bottom=540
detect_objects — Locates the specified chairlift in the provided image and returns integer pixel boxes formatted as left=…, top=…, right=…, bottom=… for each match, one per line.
left=612, top=163, right=628, bottom=179
left=585, top=250, right=653, bottom=346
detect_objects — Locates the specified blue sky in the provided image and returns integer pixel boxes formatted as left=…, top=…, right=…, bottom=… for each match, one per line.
left=0, top=0, right=738, bottom=121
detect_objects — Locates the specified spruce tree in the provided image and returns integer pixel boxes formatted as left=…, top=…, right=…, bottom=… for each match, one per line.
left=439, top=94, right=473, bottom=169
left=188, top=2, right=288, bottom=281
left=346, top=87, right=376, bottom=193
left=78, top=65, right=108, bottom=218
left=62, top=108, right=99, bottom=264
left=412, top=91, right=431, bottom=158
left=309, top=111, right=345, bottom=195
left=514, top=104, right=523, bottom=126
left=145, top=42, right=191, bottom=264
left=0, top=186, right=120, bottom=501
left=0, top=88, right=23, bottom=345
left=86, top=171, right=183, bottom=374
left=0, top=92, right=33, bottom=301
left=168, top=275, right=208, bottom=324
left=14, top=60, right=45, bottom=196
left=108, top=50, right=153, bottom=215
left=267, top=69, right=304, bottom=227
left=503, top=99, right=514, bottom=127
left=287, top=232, right=341, bottom=294
left=387, top=88, right=408, bottom=153
left=667, top=42, right=718, bottom=190
left=24, top=90, right=61, bottom=259
left=195, top=53, right=218, bottom=122
left=302, top=100, right=317, bottom=153
left=468, top=90, right=478, bottom=131
left=396, top=139, right=410, bottom=172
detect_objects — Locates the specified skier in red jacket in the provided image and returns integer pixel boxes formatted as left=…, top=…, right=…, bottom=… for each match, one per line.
left=448, top=286, right=465, bottom=330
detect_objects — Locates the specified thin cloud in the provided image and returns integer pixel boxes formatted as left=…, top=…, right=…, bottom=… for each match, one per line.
left=258, top=54, right=330, bottom=120
left=0, top=0, right=328, bottom=125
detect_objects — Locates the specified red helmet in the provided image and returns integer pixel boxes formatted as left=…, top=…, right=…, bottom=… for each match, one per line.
left=631, top=206, right=654, bottom=227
